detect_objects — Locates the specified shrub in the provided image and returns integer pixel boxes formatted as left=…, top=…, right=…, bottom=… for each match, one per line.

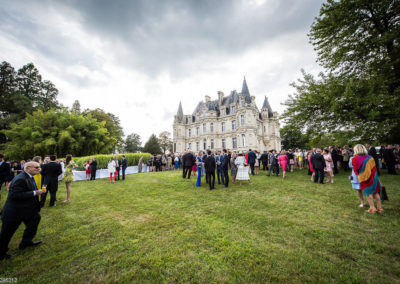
left=72, top=153, right=153, bottom=170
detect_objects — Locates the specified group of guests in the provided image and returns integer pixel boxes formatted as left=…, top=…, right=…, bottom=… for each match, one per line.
left=107, top=156, right=128, bottom=182
left=0, top=153, right=80, bottom=260
left=82, top=158, right=98, bottom=180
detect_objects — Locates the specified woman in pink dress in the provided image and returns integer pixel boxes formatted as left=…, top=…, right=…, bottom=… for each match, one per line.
left=308, top=149, right=315, bottom=181
left=323, top=149, right=334, bottom=183
left=278, top=150, right=288, bottom=179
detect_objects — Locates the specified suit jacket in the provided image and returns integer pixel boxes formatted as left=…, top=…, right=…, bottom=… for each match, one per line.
left=215, top=155, right=222, bottom=168
left=311, top=153, right=326, bottom=170
left=2, top=172, right=40, bottom=221
left=221, top=154, right=229, bottom=171
left=247, top=151, right=256, bottom=164
left=122, top=158, right=127, bottom=169
left=183, top=153, right=195, bottom=167
left=90, top=160, right=98, bottom=170
left=204, top=155, right=216, bottom=173
left=115, top=160, right=121, bottom=169
left=41, top=162, right=62, bottom=186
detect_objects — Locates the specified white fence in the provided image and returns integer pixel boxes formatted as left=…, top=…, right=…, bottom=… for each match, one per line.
left=71, top=165, right=148, bottom=181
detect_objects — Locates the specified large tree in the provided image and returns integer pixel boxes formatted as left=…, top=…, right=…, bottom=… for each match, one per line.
left=124, top=133, right=142, bottom=153
left=158, top=131, right=172, bottom=154
left=3, top=110, right=113, bottom=160
left=143, top=134, right=161, bottom=155
left=282, top=0, right=400, bottom=143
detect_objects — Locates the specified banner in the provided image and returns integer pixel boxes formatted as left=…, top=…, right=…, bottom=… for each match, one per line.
left=71, top=165, right=148, bottom=181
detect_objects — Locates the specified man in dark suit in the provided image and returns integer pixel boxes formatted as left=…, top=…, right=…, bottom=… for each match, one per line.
left=40, top=155, right=62, bottom=207
left=311, top=148, right=326, bottom=184
left=261, top=151, right=269, bottom=171
left=182, top=151, right=195, bottom=179
left=0, top=154, right=11, bottom=215
left=247, top=149, right=256, bottom=175
left=0, top=161, right=44, bottom=260
left=384, top=145, right=397, bottom=175
left=221, top=149, right=229, bottom=188
left=204, top=150, right=216, bottom=190
left=115, top=157, right=121, bottom=180
left=331, top=146, right=339, bottom=174
left=90, top=157, right=97, bottom=180
left=215, top=151, right=224, bottom=185
left=121, top=155, right=128, bottom=180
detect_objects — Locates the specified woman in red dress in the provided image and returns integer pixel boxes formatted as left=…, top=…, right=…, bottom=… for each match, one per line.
left=308, top=149, right=315, bottom=181
left=84, top=159, right=91, bottom=180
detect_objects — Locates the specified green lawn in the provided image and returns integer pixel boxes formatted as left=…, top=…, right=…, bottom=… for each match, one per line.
left=1, top=169, right=399, bottom=283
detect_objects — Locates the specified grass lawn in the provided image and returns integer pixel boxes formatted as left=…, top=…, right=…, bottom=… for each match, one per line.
left=1, top=169, right=399, bottom=283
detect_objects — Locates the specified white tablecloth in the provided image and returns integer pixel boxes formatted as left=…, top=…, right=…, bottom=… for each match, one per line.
left=71, top=165, right=148, bottom=181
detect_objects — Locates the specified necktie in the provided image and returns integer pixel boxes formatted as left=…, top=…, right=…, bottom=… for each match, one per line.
left=31, top=176, right=37, bottom=190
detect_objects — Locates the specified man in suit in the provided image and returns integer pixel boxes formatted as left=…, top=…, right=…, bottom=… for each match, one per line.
left=115, top=157, right=121, bottom=180
left=247, top=149, right=256, bottom=176
left=331, top=146, right=339, bottom=174
left=182, top=151, right=195, bottom=179
left=384, top=145, right=397, bottom=175
left=90, top=157, right=97, bottom=180
left=221, top=149, right=229, bottom=188
left=40, top=155, right=62, bottom=208
left=0, top=154, right=11, bottom=215
left=204, top=150, right=216, bottom=190
left=261, top=151, right=269, bottom=171
left=215, top=151, right=224, bottom=185
left=311, top=148, right=326, bottom=184
left=0, top=161, right=44, bottom=260
left=121, top=155, right=128, bottom=180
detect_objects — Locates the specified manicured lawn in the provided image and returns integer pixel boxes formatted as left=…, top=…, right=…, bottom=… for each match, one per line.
left=1, top=169, right=399, bottom=283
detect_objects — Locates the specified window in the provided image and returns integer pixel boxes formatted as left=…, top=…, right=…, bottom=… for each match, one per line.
left=196, top=127, right=199, bottom=136
left=232, top=137, right=237, bottom=149
left=203, top=123, right=206, bottom=133
left=222, top=139, right=226, bottom=149
left=240, top=100, right=244, bottom=107
left=240, top=115, right=245, bottom=126
left=188, top=129, right=191, bottom=138
left=174, top=143, right=176, bottom=152
left=241, top=134, right=246, bottom=147
left=210, top=123, right=214, bottom=132
left=188, top=143, right=191, bottom=150
left=231, top=106, right=235, bottom=114
left=196, top=142, right=199, bottom=151
left=232, top=120, right=236, bottom=130
left=221, top=109, right=225, bottom=116
left=211, top=139, right=214, bottom=149
left=203, top=139, right=207, bottom=150
left=221, top=122, right=225, bottom=132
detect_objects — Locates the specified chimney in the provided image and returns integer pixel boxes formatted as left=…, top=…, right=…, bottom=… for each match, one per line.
left=218, top=91, right=224, bottom=105
left=205, top=95, right=211, bottom=102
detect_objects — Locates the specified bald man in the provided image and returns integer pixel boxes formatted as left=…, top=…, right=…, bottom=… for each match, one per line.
left=0, top=161, right=44, bottom=260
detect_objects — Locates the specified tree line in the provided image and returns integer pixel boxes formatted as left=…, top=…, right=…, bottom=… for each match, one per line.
left=0, top=61, right=171, bottom=159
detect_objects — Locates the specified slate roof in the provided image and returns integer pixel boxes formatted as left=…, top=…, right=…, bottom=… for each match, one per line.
left=261, top=96, right=274, bottom=117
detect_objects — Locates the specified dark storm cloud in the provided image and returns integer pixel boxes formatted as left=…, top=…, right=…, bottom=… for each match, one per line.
left=0, top=0, right=323, bottom=77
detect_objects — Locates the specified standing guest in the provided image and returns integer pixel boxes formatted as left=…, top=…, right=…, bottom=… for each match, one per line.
left=20, top=160, right=26, bottom=171
left=0, top=154, right=11, bottom=214
left=11, top=161, right=22, bottom=177
left=215, top=151, right=224, bottom=185
left=174, top=156, right=180, bottom=170
left=323, top=149, right=334, bottom=184
left=40, top=155, right=62, bottom=207
left=261, top=151, right=269, bottom=171
left=90, top=157, right=97, bottom=180
left=352, top=144, right=383, bottom=213
left=108, top=157, right=117, bottom=183
left=63, top=155, right=77, bottom=202
left=43, top=156, right=50, bottom=164
left=182, top=151, right=195, bottom=179
left=221, top=149, right=229, bottom=188
left=58, top=160, right=65, bottom=182
left=115, top=157, right=121, bottom=180
left=266, top=150, right=274, bottom=176
left=0, top=161, right=44, bottom=260
left=146, top=156, right=153, bottom=172
left=308, top=149, right=316, bottom=181
left=365, top=144, right=379, bottom=176
left=383, top=145, right=397, bottom=175
left=84, top=159, right=91, bottom=180
left=395, top=144, right=400, bottom=170
left=204, top=150, right=216, bottom=190
left=278, top=150, right=288, bottom=179
left=192, top=155, right=198, bottom=177
left=235, top=151, right=252, bottom=185
left=247, top=149, right=256, bottom=176
left=195, top=151, right=203, bottom=188
left=349, top=156, right=365, bottom=207
left=287, top=149, right=295, bottom=172
left=121, top=155, right=128, bottom=180
left=230, top=152, right=238, bottom=184
left=342, top=146, right=350, bottom=172
left=311, top=148, right=326, bottom=184
left=32, top=156, right=43, bottom=196
left=331, top=146, right=339, bottom=174
left=254, top=151, right=260, bottom=175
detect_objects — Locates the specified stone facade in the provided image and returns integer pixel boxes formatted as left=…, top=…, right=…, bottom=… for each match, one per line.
left=172, top=78, right=281, bottom=154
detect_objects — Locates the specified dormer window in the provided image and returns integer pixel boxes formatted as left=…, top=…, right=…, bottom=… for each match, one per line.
left=221, top=109, right=225, bottom=116
left=240, top=100, right=244, bottom=107
left=231, top=106, right=235, bottom=114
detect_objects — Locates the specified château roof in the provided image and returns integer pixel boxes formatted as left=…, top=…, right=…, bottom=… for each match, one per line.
left=261, top=96, right=274, bottom=117
left=176, top=101, right=183, bottom=122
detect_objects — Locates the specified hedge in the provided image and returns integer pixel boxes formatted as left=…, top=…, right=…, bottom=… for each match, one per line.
left=73, top=153, right=153, bottom=170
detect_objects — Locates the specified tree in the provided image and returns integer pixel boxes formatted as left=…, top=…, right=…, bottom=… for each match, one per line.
left=143, top=134, right=161, bottom=155
left=71, top=100, right=81, bottom=114
left=124, top=133, right=142, bottom=153
left=158, top=131, right=172, bottom=154
left=282, top=0, right=400, bottom=143
left=280, top=125, right=310, bottom=150
left=3, top=110, right=113, bottom=160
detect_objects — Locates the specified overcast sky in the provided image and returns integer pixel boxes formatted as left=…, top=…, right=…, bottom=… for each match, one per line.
left=0, top=0, right=324, bottom=143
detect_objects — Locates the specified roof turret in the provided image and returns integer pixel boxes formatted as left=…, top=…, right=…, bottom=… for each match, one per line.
left=261, top=96, right=274, bottom=117
left=176, top=101, right=183, bottom=122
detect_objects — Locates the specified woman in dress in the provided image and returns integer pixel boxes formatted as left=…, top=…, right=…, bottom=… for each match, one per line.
left=108, top=157, right=117, bottom=183
left=84, top=159, right=91, bottom=180
left=287, top=149, right=295, bottom=172
left=323, top=149, right=334, bottom=183
left=195, top=151, right=203, bottom=188
left=308, top=149, right=315, bottom=181
left=254, top=151, right=260, bottom=175
left=278, top=150, right=288, bottom=179
left=235, top=152, right=251, bottom=185
left=230, top=152, right=238, bottom=184
left=192, top=156, right=197, bottom=177
left=351, top=144, right=383, bottom=213
left=63, top=154, right=77, bottom=203
left=174, top=156, right=180, bottom=170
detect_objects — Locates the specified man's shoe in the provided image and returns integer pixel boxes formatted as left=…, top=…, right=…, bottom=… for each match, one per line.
left=19, top=241, right=42, bottom=250
left=0, top=253, right=14, bottom=260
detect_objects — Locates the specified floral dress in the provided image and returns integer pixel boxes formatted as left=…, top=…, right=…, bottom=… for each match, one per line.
left=64, top=161, right=76, bottom=183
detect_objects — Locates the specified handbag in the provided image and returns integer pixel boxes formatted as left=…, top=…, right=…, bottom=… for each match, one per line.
left=381, top=186, right=388, bottom=201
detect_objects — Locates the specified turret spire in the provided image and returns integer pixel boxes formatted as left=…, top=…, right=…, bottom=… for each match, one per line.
left=176, top=101, right=183, bottom=122
left=241, top=76, right=250, bottom=95
left=261, top=96, right=273, bottom=117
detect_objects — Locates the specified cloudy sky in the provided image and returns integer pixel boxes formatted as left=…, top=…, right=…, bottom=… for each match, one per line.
left=0, top=0, right=323, bottom=142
